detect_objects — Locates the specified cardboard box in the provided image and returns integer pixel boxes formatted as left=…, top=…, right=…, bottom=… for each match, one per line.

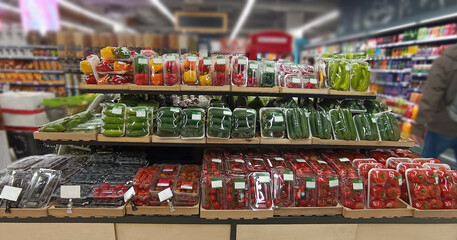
left=97, top=134, right=151, bottom=143
left=200, top=205, right=273, bottom=219
left=180, top=85, right=231, bottom=92
left=274, top=204, right=343, bottom=217
left=129, top=84, right=181, bottom=91
left=231, top=86, right=280, bottom=93
left=206, top=137, right=260, bottom=144
left=151, top=135, right=205, bottom=144
left=125, top=203, right=199, bottom=216
left=260, top=138, right=312, bottom=145
left=279, top=87, right=329, bottom=95
left=0, top=207, right=48, bottom=218
left=33, top=131, right=97, bottom=142
left=48, top=204, right=126, bottom=218
left=413, top=208, right=457, bottom=218
left=342, top=199, right=413, bottom=219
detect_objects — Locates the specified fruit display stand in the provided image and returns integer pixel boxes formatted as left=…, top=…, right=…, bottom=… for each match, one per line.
left=79, top=83, right=131, bottom=91
left=200, top=206, right=273, bottom=220
left=180, top=85, right=231, bottom=92
left=129, top=84, right=181, bottom=91
left=151, top=135, right=207, bottom=144
left=97, top=134, right=151, bottom=143
left=413, top=209, right=457, bottom=219
left=259, top=137, right=312, bottom=145
left=329, top=90, right=377, bottom=97
left=206, top=137, right=260, bottom=144
left=47, top=204, right=126, bottom=218
left=33, top=131, right=98, bottom=142
left=274, top=203, right=343, bottom=217
left=279, top=87, right=329, bottom=95
left=0, top=207, right=49, bottom=218
left=231, top=86, right=280, bottom=93
left=312, top=137, right=415, bottom=148
left=341, top=199, right=413, bottom=219
left=125, top=202, right=199, bottom=216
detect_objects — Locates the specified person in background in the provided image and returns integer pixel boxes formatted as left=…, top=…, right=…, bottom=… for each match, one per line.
left=306, top=57, right=315, bottom=66
left=280, top=53, right=294, bottom=62
left=411, top=44, right=457, bottom=159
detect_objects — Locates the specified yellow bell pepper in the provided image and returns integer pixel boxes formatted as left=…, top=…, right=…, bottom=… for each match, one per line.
left=80, top=60, right=93, bottom=74
left=100, top=47, right=115, bottom=59
left=200, top=74, right=212, bottom=86
left=149, top=59, right=163, bottom=73
left=183, top=70, right=197, bottom=84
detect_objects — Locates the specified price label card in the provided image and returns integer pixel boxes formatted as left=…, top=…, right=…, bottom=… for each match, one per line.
left=60, top=185, right=81, bottom=199
left=158, top=187, right=173, bottom=202
left=238, top=58, right=247, bottom=65
left=258, top=173, right=270, bottom=183
left=211, top=178, right=223, bottom=188
left=216, top=57, right=226, bottom=65
left=292, top=77, right=301, bottom=84
left=111, top=107, right=122, bottom=115
left=212, top=158, right=222, bottom=163
left=306, top=179, right=316, bottom=189
left=203, top=58, right=212, bottom=65
left=275, top=157, right=284, bottom=161
left=0, top=186, right=22, bottom=201
left=223, top=110, right=232, bottom=116
left=250, top=63, right=258, bottom=70
left=235, top=159, right=244, bottom=163
left=254, top=158, right=264, bottom=161
left=266, top=67, right=275, bottom=73
left=138, top=58, right=148, bottom=64
left=136, top=110, right=146, bottom=117
left=317, top=160, right=327, bottom=165
left=188, top=56, right=197, bottom=62
left=283, top=171, right=294, bottom=182
left=170, top=107, right=180, bottom=113
left=167, top=55, right=176, bottom=61
left=124, top=187, right=135, bottom=202
left=329, top=177, right=339, bottom=187
left=191, top=112, right=202, bottom=120
left=345, top=65, right=350, bottom=71
left=370, top=116, right=376, bottom=123
left=181, top=181, right=194, bottom=190
left=296, top=158, right=306, bottom=163
left=157, top=179, right=171, bottom=187
left=153, top=57, right=163, bottom=64
left=398, top=175, right=403, bottom=186
left=234, top=179, right=246, bottom=190
left=163, top=166, right=174, bottom=172
left=339, top=157, right=350, bottom=162
left=352, top=180, right=363, bottom=190
left=310, top=77, right=318, bottom=84
left=273, top=113, right=284, bottom=122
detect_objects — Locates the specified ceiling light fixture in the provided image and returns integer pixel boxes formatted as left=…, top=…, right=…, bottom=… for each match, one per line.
left=229, top=0, right=256, bottom=42
left=420, top=12, right=457, bottom=24
left=0, top=2, right=95, bottom=33
left=57, top=0, right=136, bottom=33
left=150, top=0, right=176, bottom=24
left=289, top=10, right=340, bottom=38
left=372, top=22, right=416, bottom=34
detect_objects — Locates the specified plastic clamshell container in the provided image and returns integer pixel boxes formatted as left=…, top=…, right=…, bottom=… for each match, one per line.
left=249, top=172, right=273, bottom=210
left=156, top=107, right=182, bottom=138
left=104, top=174, right=135, bottom=185
left=375, top=111, right=401, bottom=141
left=0, top=170, right=32, bottom=208
left=201, top=175, right=225, bottom=209
left=19, top=169, right=61, bottom=208
left=285, top=108, right=311, bottom=140
left=224, top=158, right=248, bottom=176
left=352, top=158, right=378, bottom=167
left=396, top=162, right=423, bottom=202
left=91, top=183, right=130, bottom=207
left=53, top=184, right=93, bottom=208
left=272, top=168, right=295, bottom=208
left=353, top=113, right=380, bottom=141
left=260, top=60, right=276, bottom=87
left=101, top=103, right=126, bottom=137
left=260, top=107, right=286, bottom=138
left=324, top=156, right=358, bottom=178
left=423, top=163, right=451, bottom=171
left=307, top=159, right=339, bottom=207
left=247, top=60, right=260, bottom=87
left=173, top=178, right=200, bottom=206
left=198, top=56, right=213, bottom=86
left=202, top=157, right=224, bottom=176
left=212, top=56, right=228, bottom=86
left=386, top=157, right=412, bottom=170
left=181, top=108, right=206, bottom=139
left=207, top=107, right=232, bottom=139
left=231, top=56, right=248, bottom=86
left=72, top=173, right=106, bottom=185
left=340, top=176, right=365, bottom=209
left=150, top=55, right=164, bottom=86
left=158, top=164, right=181, bottom=177
left=367, top=168, right=403, bottom=209
left=133, top=166, right=162, bottom=192
left=328, top=108, right=358, bottom=141
left=134, top=55, right=150, bottom=85
left=246, top=157, right=268, bottom=172
left=125, top=107, right=151, bottom=137
left=182, top=53, right=199, bottom=85
left=412, top=158, right=442, bottom=165
left=284, top=74, right=303, bottom=88
left=231, top=108, right=256, bottom=139
left=224, top=175, right=249, bottom=209
left=150, top=176, right=176, bottom=206
left=179, top=165, right=201, bottom=181
left=265, top=156, right=288, bottom=170
left=163, top=53, right=180, bottom=86
left=405, top=168, right=450, bottom=210
left=116, top=152, right=148, bottom=165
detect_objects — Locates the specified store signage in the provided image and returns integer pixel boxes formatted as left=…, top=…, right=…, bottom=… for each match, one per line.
left=19, top=0, right=60, bottom=33
left=175, top=11, right=227, bottom=33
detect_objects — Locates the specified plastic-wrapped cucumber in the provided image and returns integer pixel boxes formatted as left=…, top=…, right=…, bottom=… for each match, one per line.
left=207, top=107, right=232, bottom=139
left=329, top=108, right=357, bottom=140
left=260, top=107, right=285, bottom=138
left=157, top=107, right=182, bottom=138
left=285, top=108, right=310, bottom=140
left=181, top=108, right=205, bottom=139
left=309, top=109, right=332, bottom=139
left=232, top=108, right=256, bottom=139
left=125, top=107, right=151, bottom=137
left=376, top=112, right=401, bottom=141
left=364, top=99, right=389, bottom=113
left=341, top=100, right=367, bottom=113
left=353, top=113, right=379, bottom=141
left=101, top=103, right=125, bottom=137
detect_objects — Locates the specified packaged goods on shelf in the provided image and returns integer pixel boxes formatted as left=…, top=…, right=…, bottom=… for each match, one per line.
left=231, top=56, right=248, bottom=86
left=225, top=175, right=249, bottom=209
left=364, top=99, right=389, bottom=113
left=80, top=55, right=100, bottom=84
left=285, top=108, right=310, bottom=140
left=375, top=112, right=401, bottom=141
left=423, top=163, right=451, bottom=171
left=150, top=176, right=176, bottom=206
left=101, top=103, right=126, bottom=137
left=305, top=153, right=339, bottom=207
left=125, top=107, right=151, bottom=137
left=260, top=107, right=286, bottom=138
left=286, top=158, right=317, bottom=207
left=91, top=183, right=130, bottom=207
left=411, top=158, right=441, bottom=165
left=182, top=54, right=199, bottom=85
left=352, top=158, right=378, bottom=168
left=181, top=108, right=206, bottom=139
left=164, top=54, right=180, bottom=86
left=207, top=107, right=232, bottom=139
left=260, top=60, right=276, bottom=87
left=309, top=109, right=333, bottom=139
left=232, top=108, right=256, bottom=139
left=150, top=55, right=164, bottom=86
left=329, top=108, right=358, bottom=140
left=367, top=169, right=403, bottom=209
left=202, top=175, right=224, bottom=209
left=213, top=56, right=228, bottom=86
left=353, top=113, right=380, bottom=141
left=156, top=107, right=182, bottom=138
left=272, top=167, right=295, bottom=207
left=386, top=157, right=412, bottom=170
left=350, top=61, right=370, bottom=92
left=357, top=163, right=384, bottom=196
left=134, top=55, right=149, bottom=85
left=199, top=57, right=213, bottom=86
left=341, top=100, right=367, bottom=113
left=396, top=162, right=423, bottom=202
left=19, top=169, right=61, bottom=208
left=328, top=59, right=350, bottom=91
left=247, top=60, right=260, bottom=87
left=39, top=111, right=95, bottom=132
left=249, top=172, right=273, bottom=210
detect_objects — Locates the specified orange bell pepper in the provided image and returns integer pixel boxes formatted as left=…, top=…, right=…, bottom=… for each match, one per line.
left=151, top=73, right=163, bottom=85
left=97, top=75, right=109, bottom=84
left=114, top=61, right=131, bottom=71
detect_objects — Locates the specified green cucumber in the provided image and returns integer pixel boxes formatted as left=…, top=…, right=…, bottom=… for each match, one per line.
left=103, top=117, right=124, bottom=124
left=102, top=129, right=124, bottom=137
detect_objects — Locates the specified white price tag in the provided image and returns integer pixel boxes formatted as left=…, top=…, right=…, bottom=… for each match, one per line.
left=0, top=186, right=22, bottom=201
left=234, top=181, right=246, bottom=190
left=188, top=56, right=197, bottom=62
left=216, top=58, right=226, bottom=65
left=153, top=57, right=163, bottom=64
left=203, top=58, right=212, bottom=65
left=111, top=107, right=122, bottom=115
left=136, top=110, right=146, bottom=117
left=254, top=158, right=264, bottom=161
left=181, top=181, right=194, bottom=190
left=265, top=67, right=275, bottom=73
left=352, top=181, right=363, bottom=190
left=310, top=77, right=318, bottom=84
left=211, top=179, right=223, bottom=188
left=317, top=160, right=327, bottom=165
left=212, top=158, right=222, bottom=163
left=292, top=77, right=301, bottom=84
left=167, top=55, right=176, bottom=61
left=329, top=178, right=339, bottom=187
left=235, top=159, right=245, bottom=163
left=158, top=187, right=173, bottom=202
left=275, top=157, right=284, bottom=161
left=371, top=116, right=376, bottom=123
left=306, top=179, right=316, bottom=189
left=124, top=187, right=135, bottom=202
left=223, top=110, right=232, bottom=116
left=60, top=185, right=81, bottom=199
left=157, top=179, right=171, bottom=187
left=339, top=157, right=350, bottom=162
left=191, top=112, right=202, bottom=120
left=368, top=66, right=371, bottom=71
left=435, top=175, right=439, bottom=185
left=283, top=171, right=294, bottom=182
left=258, top=175, right=270, bottom=183
left=345, top=65, right=350, bottom=71
left=274, top=115, right=284, bottom=122
left=296, top=158, right=306, bottom=163
left=238, top=58, right=247, bottom=65
left=250, top=63, right=258, bottom=70
left=170, top=107, right=180, bottom=113
left=138, top=58, right=147, bottom=64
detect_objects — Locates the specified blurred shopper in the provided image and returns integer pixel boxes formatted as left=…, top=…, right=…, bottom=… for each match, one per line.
left=280, top=53, right=294, bottom=62
left=306, top=57, right=315, bottom=66
left=411, top=45, right=457, bottom=159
